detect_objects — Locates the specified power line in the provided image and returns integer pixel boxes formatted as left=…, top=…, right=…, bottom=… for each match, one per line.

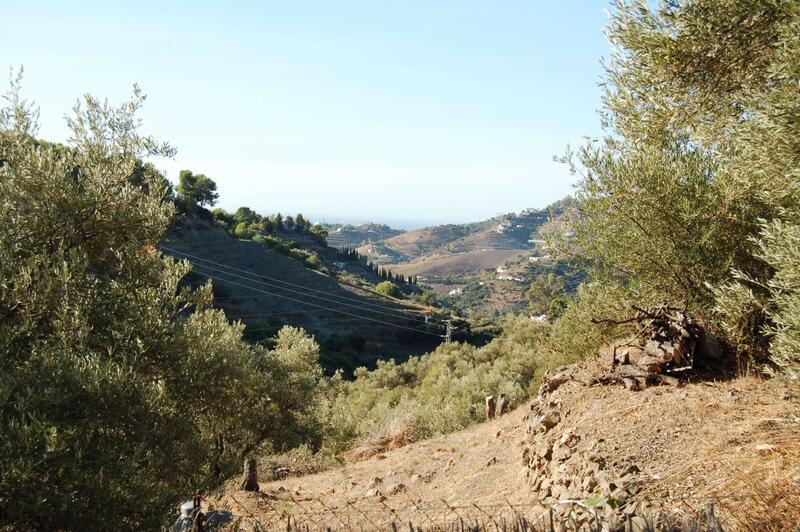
left=189, top=266, right=445, bottom=338
left=187, top=261, right=438, bottom=327
left=164, top=246, right=443, bottom=325
left=210, top=291, right=441, bottom=326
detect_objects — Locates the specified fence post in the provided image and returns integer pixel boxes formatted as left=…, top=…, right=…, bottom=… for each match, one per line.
left=498, top=394, right=510, bottom=416
left=485, top=396, right=496, bottom=420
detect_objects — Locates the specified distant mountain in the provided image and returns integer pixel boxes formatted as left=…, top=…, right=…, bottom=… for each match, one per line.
left=359, top=198, right=571, bottom=279
left=349, top=198, right=575, bottom=318
left=324, top=223, right=405, bottom=249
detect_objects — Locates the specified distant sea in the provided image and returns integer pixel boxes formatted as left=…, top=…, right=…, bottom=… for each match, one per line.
left=307, top=214, right=447, bottom=231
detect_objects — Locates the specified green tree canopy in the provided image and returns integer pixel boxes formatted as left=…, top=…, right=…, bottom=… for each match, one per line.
left=0, top=81, right=323, bottom=528
left=565, top=0, right=800, bottom=363
left=176, top=169, right=218, bottom=208
left=234, top=206, right=261, bottom=225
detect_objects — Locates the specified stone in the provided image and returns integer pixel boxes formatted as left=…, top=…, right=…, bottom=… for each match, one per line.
left=539, top=410, right=561, bottom=431
left=536, top=440, right=553, bottom=460
left=625, top=464, right=641, bottom=475
left=559, top=429, right=580, bottom=448
left=497, top=394, right=510, bottom=416
left=552, top=444, right=572, bottom=463
left=756, top=443, right=777, bottom=455
left=240, top=458, right=259, bottom=492
left=485, top=395, right=496, bottom=420
left=540, top=370, right=571, bottom=394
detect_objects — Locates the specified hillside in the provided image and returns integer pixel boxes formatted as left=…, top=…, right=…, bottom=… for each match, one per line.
left=162, top=216, right=444, bottom=373
left=360, top=203, right=565, bottom=281
left=349, top=202, right=573, bottom=318
left=325, top=223, right=404, bottom=249
left=204, top=354, right=799, bottom=530
left=358, top=224, right=481, bottom=263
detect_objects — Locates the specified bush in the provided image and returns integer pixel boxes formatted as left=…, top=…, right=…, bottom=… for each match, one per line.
left=547, top=296, right=569, bottom=321
left=234, top=221, right=254, bottom=239
left=715, top=221, right=800, bottom=376
left=543, top=283, right=634, bottom=372
left=375, top=280, right=402, bottom=298
left=305, top=254, right=321, bottom=269
left=316, top=317, right=549, bottom=457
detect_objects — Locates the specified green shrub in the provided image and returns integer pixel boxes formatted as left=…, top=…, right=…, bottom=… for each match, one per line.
left=543, top=283, right=634, bottom=373
left=305, top=254, right=321, bottom=269
left=234, top=221, right=255, bottom=239
left=316, top=317, right=549, bottom=456
left=375, top=280, right=402, bottom=298
left=716, top=221, right=800, bottom=376
left=547, top=295, right=569, bottom=321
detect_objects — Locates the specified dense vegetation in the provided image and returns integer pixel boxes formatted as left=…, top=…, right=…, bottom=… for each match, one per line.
left=1, top=0, right=799, bottom=529
left=0, top=84, right=324, bottom=529
left=316, top=317, right=548, bottom=457
left=560, top=0, right=800, bottom=372
left=211, top=205, right=328, bottom=245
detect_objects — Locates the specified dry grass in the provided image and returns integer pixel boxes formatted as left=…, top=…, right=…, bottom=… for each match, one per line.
left=713, top=401, right=800, bottom=531
left=341, top=418, right=418, bottom=462
left=632, top=378, right=800, bottom=530
left=718, top=475, right=800, bottom=531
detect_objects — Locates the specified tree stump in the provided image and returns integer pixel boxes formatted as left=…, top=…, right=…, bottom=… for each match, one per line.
left=497, top=394, right=510, bottom=416
left=485, top=395, right=496, bottom=420
left=191, top=493, right=205, bottom=532
left=240, top=458, right=259, bottom=492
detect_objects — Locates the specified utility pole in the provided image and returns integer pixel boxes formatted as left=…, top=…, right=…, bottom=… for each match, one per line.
left=444, top=319, right=452, bottom=343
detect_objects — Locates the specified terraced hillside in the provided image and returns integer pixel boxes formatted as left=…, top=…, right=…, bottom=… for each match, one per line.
left=362, top=202, right=566, bottom=280
left=324, top=223, right=404, bottom=250
left=358, top=224, right=480, bottom=263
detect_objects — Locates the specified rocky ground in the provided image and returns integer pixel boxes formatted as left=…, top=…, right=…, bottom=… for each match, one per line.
left=522, top=363, right=798, bottom=529
left=203, top=348, right=799, bottom=530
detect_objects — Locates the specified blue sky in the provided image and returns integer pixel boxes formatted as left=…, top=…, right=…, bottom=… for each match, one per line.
left=2, top=1, right=611, bottom=228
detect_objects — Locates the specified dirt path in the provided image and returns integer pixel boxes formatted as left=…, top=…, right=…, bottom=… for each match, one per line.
left=209, top=405, right=537, bottom=528
left=207, top=374, right=798, bottom=530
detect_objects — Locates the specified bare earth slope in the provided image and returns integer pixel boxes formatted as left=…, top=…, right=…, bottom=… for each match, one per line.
left=360, top=209, right=556, bottom=280
left=206, top=360, right=798, bottom=530
left=358, top=225, right=477, bottom=263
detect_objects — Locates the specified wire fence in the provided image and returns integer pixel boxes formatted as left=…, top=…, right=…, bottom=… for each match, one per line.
left=185, top=487, right=800, bottom=532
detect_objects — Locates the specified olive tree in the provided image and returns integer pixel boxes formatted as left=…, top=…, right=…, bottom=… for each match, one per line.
left=564, top=0, right=800, bottom=362
left=0, top=78, right=323, bottom=528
